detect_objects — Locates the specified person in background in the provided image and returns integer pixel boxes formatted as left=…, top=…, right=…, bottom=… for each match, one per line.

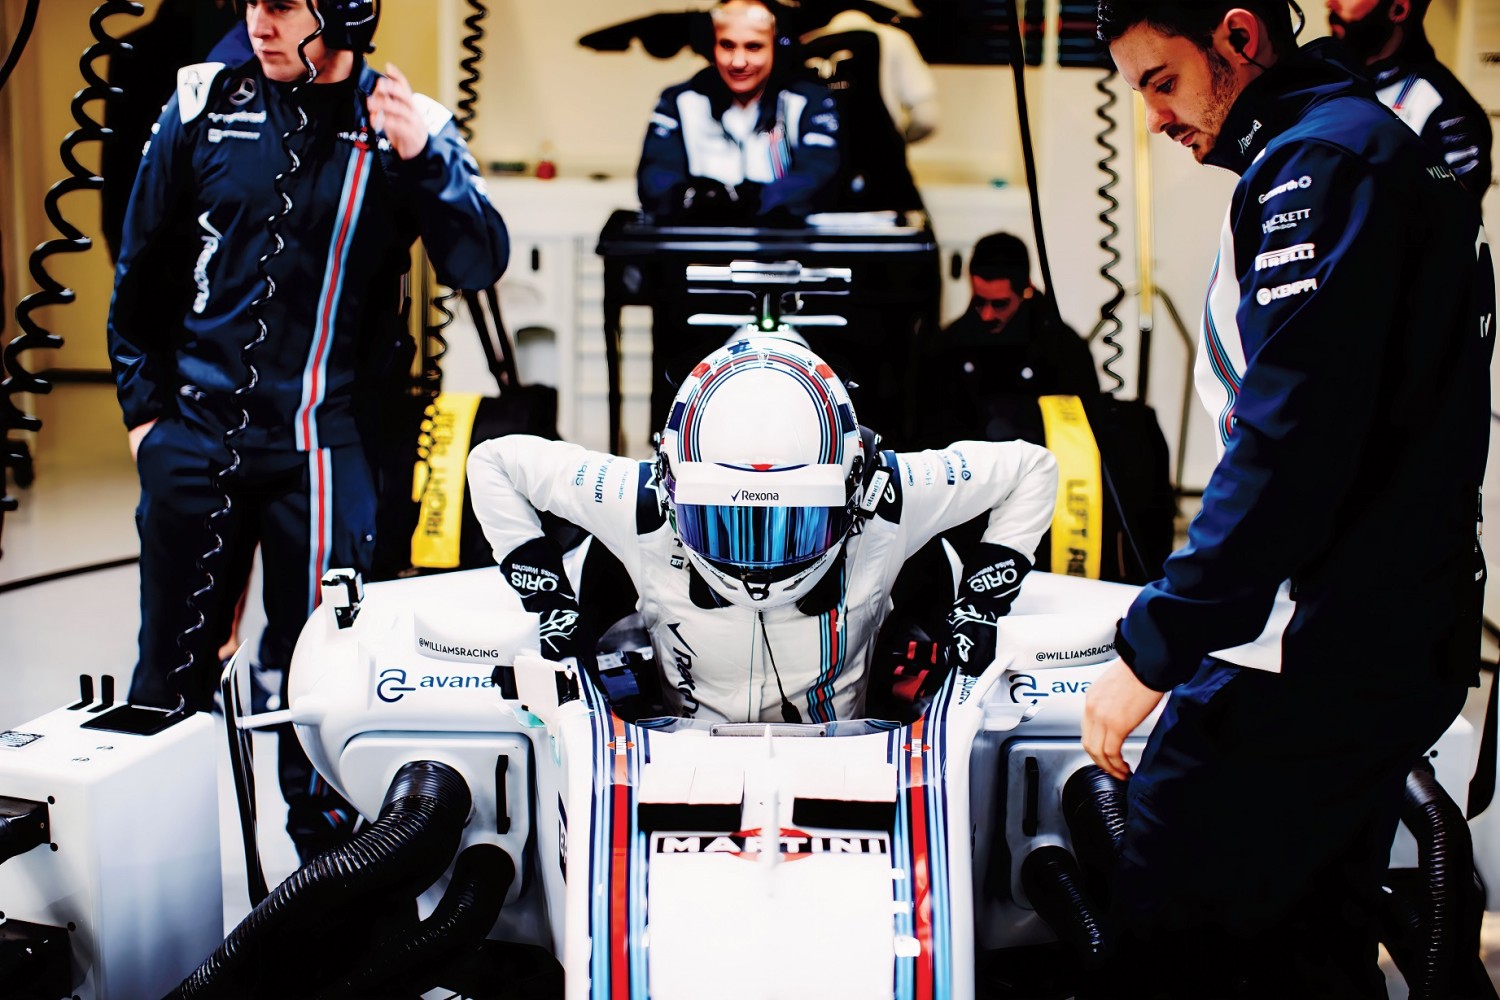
left=918, top=232, right=1099, bottom=447
left=1083, top=0, right=1492, bottom=993
left=109, top=0, right=508, bottom=863
left=637, top=0, right=842, bottom=222
left=1327, top=0, right=1491, bottom=201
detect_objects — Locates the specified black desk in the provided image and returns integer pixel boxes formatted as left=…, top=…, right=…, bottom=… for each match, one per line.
left=595, top=210, right=941, bottom=453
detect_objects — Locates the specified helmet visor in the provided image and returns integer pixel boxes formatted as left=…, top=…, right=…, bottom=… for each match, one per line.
left=675, top=503, right=852, bottom=570
left=667, top=461, right=853, bottom=570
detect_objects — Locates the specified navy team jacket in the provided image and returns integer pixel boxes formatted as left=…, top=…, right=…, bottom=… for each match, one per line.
left=109, top=58, right=509, bottom=452
left=1117, top=43, right=1495, bottom=690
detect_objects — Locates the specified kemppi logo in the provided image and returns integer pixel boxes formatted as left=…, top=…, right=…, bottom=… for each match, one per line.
left=1256, top=277, right=1318, bottom=306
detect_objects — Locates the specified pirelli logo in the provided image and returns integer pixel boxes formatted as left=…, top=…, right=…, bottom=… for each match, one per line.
left=1254, top=242, right=1316, bottom=271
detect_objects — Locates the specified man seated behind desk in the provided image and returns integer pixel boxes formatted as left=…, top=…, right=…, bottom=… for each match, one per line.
left=637, top=0, right=842, bottom=223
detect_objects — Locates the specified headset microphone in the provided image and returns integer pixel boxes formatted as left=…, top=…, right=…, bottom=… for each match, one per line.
left=318, top=0, right=380, bottom=54
left=1230, top=26, right=1270, bottom=70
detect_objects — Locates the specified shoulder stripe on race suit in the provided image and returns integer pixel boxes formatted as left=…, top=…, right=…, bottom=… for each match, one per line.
left=1200, top=250, right=1244, bottom=447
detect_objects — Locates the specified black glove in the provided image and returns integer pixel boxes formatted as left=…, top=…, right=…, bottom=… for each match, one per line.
left=670, top=176, right=761, bottom=223
left=731, top=180, right=763, bottom=216
left=945, top=543, right=1031, bottom=676
left=501, top=537, right=589, bottom=663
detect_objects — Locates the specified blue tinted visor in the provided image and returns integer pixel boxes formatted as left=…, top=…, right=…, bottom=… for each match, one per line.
left=674, top=503, right=852, bottom=570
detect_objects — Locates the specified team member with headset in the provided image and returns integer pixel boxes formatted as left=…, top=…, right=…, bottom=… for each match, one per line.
left=109, top=0, right=508, bottom=861
left=1083, top=0, right=1492, bottom=993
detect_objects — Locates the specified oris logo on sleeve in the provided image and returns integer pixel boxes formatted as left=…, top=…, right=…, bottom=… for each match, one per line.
left=1262, top=209, right=1312, bottom=234
left=1256, top=278, right=1319, bottom=306
left=1257, top=175, right=1312, bottom=204
left=1254, top=242, right=1316, bottom=271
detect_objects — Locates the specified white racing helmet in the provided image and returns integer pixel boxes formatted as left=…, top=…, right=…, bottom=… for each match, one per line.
left=658, top=338, right=867, bottom=608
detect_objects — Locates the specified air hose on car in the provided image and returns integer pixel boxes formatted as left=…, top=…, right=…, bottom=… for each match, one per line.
left=165, top=760, right=472, bottom=1000
left=1062, top=764, right=1128, bottom=900
left=314, top=843, right=515, bottom=1000
left=1016, top=765, right=1130, bottom=969
left=1389, top=761, right=1492, bottom=1000
left=1020, top=845, right=1111, bottom=968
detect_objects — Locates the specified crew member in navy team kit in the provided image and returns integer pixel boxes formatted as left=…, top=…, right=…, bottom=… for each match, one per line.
left=918, top=232, right=1100, bottom=448
left=1082, top=0, right=1493, bottom=994
left=1327, top=0, right=1492, bottom=202
left=637, top=0, right=842, bottom=223
left=108, top=0, right=508, bottom=862
left=468, top=339, right=1058, bottom=725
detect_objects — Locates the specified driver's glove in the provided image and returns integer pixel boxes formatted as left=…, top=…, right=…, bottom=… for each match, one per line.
left=945, top=543, right=1031, bottom=676
left=500, top=536, right=590, bottom=664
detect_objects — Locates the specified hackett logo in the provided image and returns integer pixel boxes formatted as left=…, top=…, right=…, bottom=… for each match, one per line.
left=1262, top=208, right=1311, bottom=235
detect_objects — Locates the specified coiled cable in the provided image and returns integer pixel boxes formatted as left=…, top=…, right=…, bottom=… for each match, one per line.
left=455, top=0, right=487, bottom=142
left=169, top=6, right=321, bottom=711
left=1091, top=69, right=1128, bottom=395
left=414, top=0, right=489, bottom=539
left=2, top=0, right=139, bottom=528
left=0, top=0, right=39, bottom=95
left=424, top=0, right=489, bottom=391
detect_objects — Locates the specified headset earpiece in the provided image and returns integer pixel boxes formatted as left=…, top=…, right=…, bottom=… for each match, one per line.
left=1229, top=27, right=1250, bottom=53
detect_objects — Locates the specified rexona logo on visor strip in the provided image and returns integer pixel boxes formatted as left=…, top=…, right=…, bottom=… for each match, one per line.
left=671, top=462, right=849, bottom=507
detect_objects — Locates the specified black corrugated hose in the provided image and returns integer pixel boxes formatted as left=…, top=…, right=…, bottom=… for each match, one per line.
left=164, top=760, right=472, bottom=1000
left=1062, top=764, right=1128, bottom=903
left=315, top=843, right=515, bottom=999
left=1391, top=761, right=1497, bottom=1000
left=1020, top=845, right=1111, bottom=969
